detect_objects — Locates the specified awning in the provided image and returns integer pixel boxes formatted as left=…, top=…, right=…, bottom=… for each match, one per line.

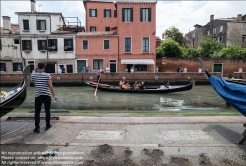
left=121, top=59, right=155, bottom=65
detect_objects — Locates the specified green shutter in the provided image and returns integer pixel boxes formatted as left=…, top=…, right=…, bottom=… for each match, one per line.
left=130, top=8, right=133, bottom=22
left=95, top=9, right=97, bottom=17
left=0, top=39, right=2, bottom=50
left=148, top=8, right=151, bottom=22
left=37, top=40, right=40, bottom=50
left=104, top=9, right=106, bottom=17
left=140, top=8, right=143, bottom=22
left=122, top=8, right=125, bottom=22
left=36, top=20, right=40, bottom=30
left=22, top=40, right=26, bottom=50
left=30, top=40, right=32, bottom=50
left=71, top=39, right=74, bottom=51
left=109, top=9, right=111, bottom=17
left=89, top=9, right=91, bottom=17
left=44, top=20, right=46, bottom=30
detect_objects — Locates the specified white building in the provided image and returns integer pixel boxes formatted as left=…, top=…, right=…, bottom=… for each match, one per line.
left=0, top=0, right=84, bottom=74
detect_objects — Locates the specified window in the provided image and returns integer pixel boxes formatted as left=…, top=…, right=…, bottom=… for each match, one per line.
left=218, top=36, right=223, bottom=43
left=142, top=37, right=149, bottom=53
left=0, top=62, right=6, bottom=71
left=37, top=20, right=46, bottom=30
left=37, top=40, right=47, bottom=50
left=13, top=62, right=23, bottom=71
left=242, top=36, right=246, bottom=47
left=220, top=25, right=223, bottom=32
left=89, top=9, right=97, bottom=17
left=122, top=8, right=133, bottom=22
left=48, top=39, right=57, bottom=51
left=64, top=39, right=73, bottom=51
left=104, top=40, right=110, bottom=50
left=105, top=27, right=110, bottom=31
left=114, top=10, right=117, bottom=18
left=23, top=20, right=29, bottom=30
left=207, top=30, right=210, bottom=36
left=192, top=32, right=195, bottom=38
left=135, top=65, right=147, bottom=72
left=104, top=9, right=111, bottom=18
left=90, top=26, right=96, bottom=32
left=243, top=23, right=246, bottom=30
left=82, top=40, right=88, bottom=50
left=14, top=39, right=19, bottom=44
left=140, top=8, right=151, bottom=22
left=22, top=40, right=32, bottom=51
left=124, top=37, right=131, bottom=52
left=93, top=59, right=103, bottom=70
left=213, top=28, right=216, bottom=34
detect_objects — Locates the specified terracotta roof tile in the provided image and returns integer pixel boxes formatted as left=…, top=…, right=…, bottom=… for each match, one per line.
left=0, top=23, right=19, bottom=34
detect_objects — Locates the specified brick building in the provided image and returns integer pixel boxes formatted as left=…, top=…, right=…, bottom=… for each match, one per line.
left=185, top=14, right=246, bottom=48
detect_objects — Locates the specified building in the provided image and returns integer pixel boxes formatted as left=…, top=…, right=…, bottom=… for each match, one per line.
left=185, top=14, right=246, bottom=48
left=0, top=0, right=84, bottom=74
left=76, top=0, right=157, bottom=73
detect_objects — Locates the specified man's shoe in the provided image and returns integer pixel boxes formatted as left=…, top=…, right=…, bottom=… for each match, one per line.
left=45, top=124, right=52, bottom=130
left=33, top=127, right=40, bottom=133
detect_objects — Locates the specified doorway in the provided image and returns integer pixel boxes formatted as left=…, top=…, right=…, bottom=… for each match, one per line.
left=77, top=60, right=86, bottom=73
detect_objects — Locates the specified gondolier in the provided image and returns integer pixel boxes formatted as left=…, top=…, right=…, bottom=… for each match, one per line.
left=31, top=62, right=57, bottom=133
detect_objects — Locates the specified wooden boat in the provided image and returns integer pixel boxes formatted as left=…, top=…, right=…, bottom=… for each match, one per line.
left=198, top=57, right=246, bottom=116
left=0, top=65, right=30, bottom=117
left=82, top=78, right=193, bottom=94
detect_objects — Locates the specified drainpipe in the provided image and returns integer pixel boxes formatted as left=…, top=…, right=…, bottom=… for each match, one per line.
left=46, top=36, right=48, bottom=60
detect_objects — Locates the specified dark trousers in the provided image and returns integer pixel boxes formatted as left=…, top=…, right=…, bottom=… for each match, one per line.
left=35, top=95, right=51, bottom=128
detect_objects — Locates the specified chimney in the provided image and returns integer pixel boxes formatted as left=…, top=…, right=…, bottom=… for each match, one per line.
left=210, top=15, right=214, bottom=21
left=237, top=14, right=242, bottom=21
left=31, top=0, right=36, bottom=13
left=2, top=16, right=11, bottom=34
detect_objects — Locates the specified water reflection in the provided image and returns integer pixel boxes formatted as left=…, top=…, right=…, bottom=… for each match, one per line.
left=1, top=85, right=229, bottom=110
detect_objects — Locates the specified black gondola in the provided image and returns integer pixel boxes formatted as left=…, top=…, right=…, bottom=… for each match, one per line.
left=82, top=78, right=193, bottom=94
left=0, top=65, right=30, bottom=117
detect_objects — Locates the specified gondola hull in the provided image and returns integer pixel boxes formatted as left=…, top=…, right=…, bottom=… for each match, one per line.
left=82, top=78, right=193, bottom=94
left=0, top=65, right=30, bottom=117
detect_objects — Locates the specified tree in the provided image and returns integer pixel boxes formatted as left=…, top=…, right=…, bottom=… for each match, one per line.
left=157, top=39, right=183, bottom=58
left=162, top=26, right=186, bottom=46
left=199, top=37, right=224, bottom=57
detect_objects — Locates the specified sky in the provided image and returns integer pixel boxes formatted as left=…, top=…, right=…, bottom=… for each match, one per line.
left=1, top=0, right=246, bottom=38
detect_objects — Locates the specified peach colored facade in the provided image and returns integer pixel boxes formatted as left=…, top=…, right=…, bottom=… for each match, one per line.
left=76, top=1, right=157, bottom=73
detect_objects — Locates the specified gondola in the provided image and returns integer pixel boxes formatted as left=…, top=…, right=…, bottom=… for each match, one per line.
left=82, top=77, right=193, bottom=94
left=198, top=57, right=246, bottom=116
left=0, top=65, right=30, bottom=117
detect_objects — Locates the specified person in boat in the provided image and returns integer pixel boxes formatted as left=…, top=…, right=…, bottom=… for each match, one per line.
left=120, top=81, right=128, bottom=89
left=134, top=81, right=140, bottom=89
left=165, top=81, right=171, bottom=88
left=139, top=82, right=145, bottom=90
left=31, top=62, right=57, bottom=133
left=125, top=82, right=131, bottom=89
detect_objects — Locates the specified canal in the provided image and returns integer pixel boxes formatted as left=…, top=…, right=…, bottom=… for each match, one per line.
left=2, top=85, right=229, bottom=111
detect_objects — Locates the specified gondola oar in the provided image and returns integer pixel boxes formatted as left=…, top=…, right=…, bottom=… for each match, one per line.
left=94, top=76, right=100, bottom=96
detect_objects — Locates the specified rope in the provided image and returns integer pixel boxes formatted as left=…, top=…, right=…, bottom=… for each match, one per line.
left=1, top=121, right=27, bottom=137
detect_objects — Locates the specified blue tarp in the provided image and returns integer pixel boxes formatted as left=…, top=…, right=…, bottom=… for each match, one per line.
left=209, top=76, right=246, bottom=116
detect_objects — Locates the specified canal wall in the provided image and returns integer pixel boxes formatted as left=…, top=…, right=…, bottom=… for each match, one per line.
left=0, top=72, right=224, bottom=86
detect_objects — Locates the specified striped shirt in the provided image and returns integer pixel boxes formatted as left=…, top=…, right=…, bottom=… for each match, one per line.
left=31, top=70, right=51, bottom=97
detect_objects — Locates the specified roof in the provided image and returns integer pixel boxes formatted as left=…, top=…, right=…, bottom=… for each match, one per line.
left=15, top=12, right=63, bottom=16
left=0, top=24, right=19, bottom=35
left=76, top=31, right=118, bottom=37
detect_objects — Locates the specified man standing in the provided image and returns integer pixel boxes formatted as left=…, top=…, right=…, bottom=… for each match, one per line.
left=31, top=62, right=57, bottom=133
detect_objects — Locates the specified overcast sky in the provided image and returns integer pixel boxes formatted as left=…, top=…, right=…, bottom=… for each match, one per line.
left=1, top=0, right=245, bottom=38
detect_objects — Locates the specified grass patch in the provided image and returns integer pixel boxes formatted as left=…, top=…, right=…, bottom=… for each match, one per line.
left=9, top=108, right=241, bottom=117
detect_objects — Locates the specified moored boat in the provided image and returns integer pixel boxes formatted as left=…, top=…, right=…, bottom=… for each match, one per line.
left=82, top=77, right=193, bottom=94
left=198, top=57, right=246, bottom=116
left=0, top=65, right=30, bottom=117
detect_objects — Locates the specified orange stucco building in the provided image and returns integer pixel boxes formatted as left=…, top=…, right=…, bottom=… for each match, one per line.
left=76, top=1, right=157, bottom=73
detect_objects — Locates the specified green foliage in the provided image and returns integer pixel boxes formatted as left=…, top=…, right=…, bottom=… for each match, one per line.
left=181, top=46, right=201, bottom=58
left=199, top=37, right=224, bottom=57
left=212, top=46, right=246, bottom=58
left=162, top=26, right=186, bottom=46
left=157, top=39, right=183, bottom=57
